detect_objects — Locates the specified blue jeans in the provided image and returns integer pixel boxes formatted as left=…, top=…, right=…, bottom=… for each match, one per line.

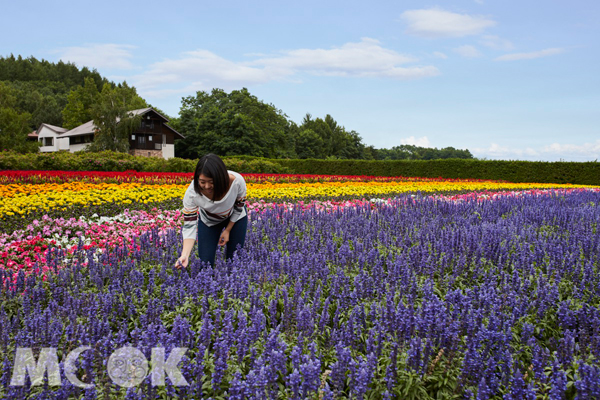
left=197, top=214, right=248, bottom=266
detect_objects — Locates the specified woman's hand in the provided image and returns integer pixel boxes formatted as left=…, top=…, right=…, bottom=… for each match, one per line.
left=219, top=230, right=230, bottom=247
left=174, top=255, right=189, bottom=269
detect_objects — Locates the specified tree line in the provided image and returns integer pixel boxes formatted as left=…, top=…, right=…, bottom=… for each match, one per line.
left=173, top=88, right=473, bottom=160
left=1, top=55, right=474, bottom=160
left=0, top=54, right=109, bottom=129
left=0, top=55, right=149, bottom=153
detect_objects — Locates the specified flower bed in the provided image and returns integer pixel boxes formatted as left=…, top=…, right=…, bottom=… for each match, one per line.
left=1, top=172, right=596, bottom=234
left=1, top=172, right=600, bottom=399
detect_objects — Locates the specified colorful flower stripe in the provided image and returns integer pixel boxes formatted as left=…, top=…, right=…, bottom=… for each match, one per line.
left=432, top=187, right=600, bottom=202
left=2, top=179, right=599, bottom=218
left=247, top=180, right=598, bottom=200
left=0, top=209, right=182, bottom=281
left=249, top=187, right=600, bottom=213
left=0, top=170, right=507, bottom=184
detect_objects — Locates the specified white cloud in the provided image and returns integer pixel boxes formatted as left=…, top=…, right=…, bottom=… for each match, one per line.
left=495, top=48, right=564, bottom=61
left=400, top=7, right=496, bottom=38
left=479, top=35, right=514, bottom=50
left=472, top=140, right=600, bottom=161
left=433, top=51, right=448, bottom=59
left=57, top=44, right=136, bottom=70
left=472, top=143, right=539, bottom=159
left=134, top=50, right=277, bottom=93
left=453, top=45, right=482, bottom=58
left=542, top=141, right=600, bottom=156
left=401, top=136, right=431, bottom=147
left=133, top=38, right=440, bottom=97
left=250, top=38, right=433, bottom=78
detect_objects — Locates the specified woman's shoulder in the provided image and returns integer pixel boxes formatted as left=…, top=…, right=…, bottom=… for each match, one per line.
left=228, top=170, right=246, bottom=183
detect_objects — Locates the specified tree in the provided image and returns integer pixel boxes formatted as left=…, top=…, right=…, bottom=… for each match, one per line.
left=114, top=81, right=148, bottom=111
left=295, top=129, right=325, bottom=159
left=297, top=114, right=367, bottom=159
left=176, top=88, right=292, bottom=159
left=0, top=82, right=39, bottom=153
left=338, top=130, right=366, bottom=159
left=374, top=144, right=475, bottom=160
left=0, top=55, right=110, bottom=129
left=299, top=114, right=333, bottom=156
left=86, top=84, right=142, bottom=153
left=62, top=79, right=147, bottom=130
left=62, top=77, right=100, bottom=129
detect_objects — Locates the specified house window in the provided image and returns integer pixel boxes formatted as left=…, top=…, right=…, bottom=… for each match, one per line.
left=162, top=134, right=167, bottom=147
left=149, top=135, right=153, bottom=141
left=141, top=121, right=154, bottom=130
left=131, top=134, right=136, bottom=140
left=138, top=136, right=146, bottom=145
left=43, top=137, right=54, bottom=146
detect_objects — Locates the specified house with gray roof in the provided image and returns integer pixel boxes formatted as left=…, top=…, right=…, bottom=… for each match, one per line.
left=37, top=107, right=184, bottom=159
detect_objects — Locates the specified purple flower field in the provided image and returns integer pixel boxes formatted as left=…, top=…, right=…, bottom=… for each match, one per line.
left=1, top=190, right=600, bottom=399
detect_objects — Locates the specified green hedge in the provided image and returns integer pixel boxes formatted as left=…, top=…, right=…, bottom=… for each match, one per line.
left=272, top=158, right=600, bottom=185
left=0, top=151, right=289, bottom=174
left=1, top=151, right=599, bottom=185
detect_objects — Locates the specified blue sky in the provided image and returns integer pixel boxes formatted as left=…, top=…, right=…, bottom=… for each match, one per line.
left=2, top=0, right=599, bottom=161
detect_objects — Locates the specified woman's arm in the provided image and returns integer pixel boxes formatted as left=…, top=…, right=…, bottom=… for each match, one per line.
left=175, top=182, right=199, bottom=268
left=175, top=238, right=196, bottom=268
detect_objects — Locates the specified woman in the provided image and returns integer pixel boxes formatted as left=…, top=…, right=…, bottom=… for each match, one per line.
left=175, top=153, right=248, bottom=268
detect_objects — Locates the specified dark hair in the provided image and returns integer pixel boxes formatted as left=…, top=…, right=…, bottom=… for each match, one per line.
left=193, top=154, right=230, bottom=201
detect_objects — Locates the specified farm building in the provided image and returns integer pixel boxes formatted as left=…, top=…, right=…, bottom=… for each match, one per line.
left=36, top=107, right=183, bottom=159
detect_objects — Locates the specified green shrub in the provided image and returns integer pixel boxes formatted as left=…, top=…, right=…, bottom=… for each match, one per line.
left=166, top=157, right=196, bottom=173
left=223, top=157, right=290, bottom=174
left=0, top=151, right=33, bottom=170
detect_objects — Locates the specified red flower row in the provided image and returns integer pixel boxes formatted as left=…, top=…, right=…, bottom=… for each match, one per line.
left=0, top=170, right=506, bottom=184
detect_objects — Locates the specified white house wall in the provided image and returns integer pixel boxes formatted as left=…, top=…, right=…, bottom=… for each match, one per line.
left=69, top=143, right=89, bottom=153
left=162, top=144, right=175, bottom=159
left=57, top=138, right=70, bottom=151
left=39, top=145, right=56, bottom=152
left=37, top=126, right=59, bottom=152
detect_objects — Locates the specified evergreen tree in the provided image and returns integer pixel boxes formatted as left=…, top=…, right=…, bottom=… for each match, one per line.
left=62, top=77, right=100, bottom=129
left=0, top=55, right=109, bottom=129
left=0, top=82, right=39, bottom=153
left=298, top=113, right=366, bottom=159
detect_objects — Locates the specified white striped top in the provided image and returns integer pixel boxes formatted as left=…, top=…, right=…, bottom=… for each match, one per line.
left=181, top=170, right=247, bottom=240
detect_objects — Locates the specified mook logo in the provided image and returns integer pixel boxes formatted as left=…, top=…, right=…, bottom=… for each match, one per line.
left=10, top=346, right=189, bottom=388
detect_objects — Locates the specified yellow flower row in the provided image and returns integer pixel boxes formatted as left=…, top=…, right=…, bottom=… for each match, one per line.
left=247, top=181, right=598, bottom=199
left=1, top=183, right=185, bottom=217
left=1, top=180, right=597, bottom=217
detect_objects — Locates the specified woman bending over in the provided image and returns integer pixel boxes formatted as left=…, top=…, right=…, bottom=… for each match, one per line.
left=175, top=153, right=247, bottom=268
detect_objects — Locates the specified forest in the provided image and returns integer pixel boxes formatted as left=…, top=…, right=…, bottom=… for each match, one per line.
left=0, top=55, right=474, bottom=160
